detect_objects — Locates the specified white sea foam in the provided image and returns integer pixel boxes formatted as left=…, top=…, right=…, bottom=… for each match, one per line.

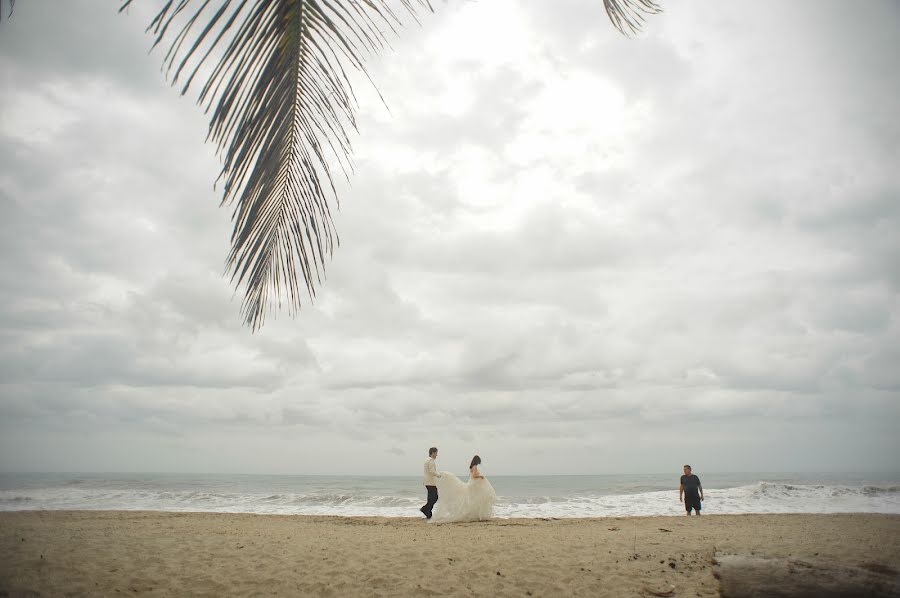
left=493, top=482, right=900, bottom=518
left=2, top=475, right=898, bottom=518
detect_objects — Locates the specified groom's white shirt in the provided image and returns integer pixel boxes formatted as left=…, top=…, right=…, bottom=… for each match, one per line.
left=423, top=457, right=441, bottom=486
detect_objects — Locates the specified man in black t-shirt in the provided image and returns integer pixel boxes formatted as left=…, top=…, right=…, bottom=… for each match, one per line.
left=679, top=465, right=703, bottom=516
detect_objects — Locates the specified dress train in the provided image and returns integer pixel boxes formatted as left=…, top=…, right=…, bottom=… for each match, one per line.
left=431, top=471, right=497, bottom=522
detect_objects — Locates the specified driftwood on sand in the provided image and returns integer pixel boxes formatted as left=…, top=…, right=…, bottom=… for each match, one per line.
left=715, top=554, right=900, bottom=598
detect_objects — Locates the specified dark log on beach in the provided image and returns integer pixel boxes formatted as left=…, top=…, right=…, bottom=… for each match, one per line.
left=714, top=554, right=900, bottom=598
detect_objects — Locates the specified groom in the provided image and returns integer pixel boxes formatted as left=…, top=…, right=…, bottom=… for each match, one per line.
left=420, top=446, right=441, bottom=519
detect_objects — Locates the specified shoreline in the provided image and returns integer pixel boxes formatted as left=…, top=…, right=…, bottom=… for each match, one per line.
left=3, top=508, right=900, bottom=517
left=4, top=507, right=900, bottom=520
left=2, top=512, right=899, bottom=596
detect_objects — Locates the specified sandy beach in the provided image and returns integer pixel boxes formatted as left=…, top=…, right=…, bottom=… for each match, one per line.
left=1, top=512, right=898, bottom=596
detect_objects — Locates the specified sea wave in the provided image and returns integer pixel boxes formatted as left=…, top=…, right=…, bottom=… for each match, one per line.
left=0, top=495, right=33, bottom=504
left=1, top=480, right=898, bottom=518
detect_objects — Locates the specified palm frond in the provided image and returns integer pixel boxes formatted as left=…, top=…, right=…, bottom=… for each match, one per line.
left=115, top=0, right=657, bottom=331
left=604, top=0, right=661, bottom=36
left=120, top=0, right=432, bottom=330
left=0, top=0, right=14, bottom=21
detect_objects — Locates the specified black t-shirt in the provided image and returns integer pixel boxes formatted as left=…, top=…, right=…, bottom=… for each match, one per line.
left=681, top=474, right=701, bottom=497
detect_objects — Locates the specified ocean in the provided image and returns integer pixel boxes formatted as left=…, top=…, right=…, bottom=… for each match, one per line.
left=1, top=472, right=898, bottom=518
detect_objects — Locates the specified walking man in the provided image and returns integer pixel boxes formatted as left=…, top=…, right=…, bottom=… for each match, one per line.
left=420, top=447, right=441, bottom=519
left=679, top=464, right=704, bottom=516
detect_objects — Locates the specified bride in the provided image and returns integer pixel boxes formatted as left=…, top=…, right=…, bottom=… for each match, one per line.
left=431, top=455, right=497, bottom=522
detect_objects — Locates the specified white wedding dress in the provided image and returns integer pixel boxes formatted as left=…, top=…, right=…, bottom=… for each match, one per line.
left=430, top=469, right=497, bottom=522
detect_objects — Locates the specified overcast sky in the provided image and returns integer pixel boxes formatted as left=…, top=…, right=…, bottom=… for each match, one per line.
left=0, top=0, right=897, bottom=476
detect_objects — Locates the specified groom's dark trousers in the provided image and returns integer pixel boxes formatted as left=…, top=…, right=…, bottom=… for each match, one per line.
left=421, top=485, right=438, bottom=519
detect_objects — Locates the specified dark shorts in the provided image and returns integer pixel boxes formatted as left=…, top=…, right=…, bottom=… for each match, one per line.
left=684, top=494, right=701, bottom=512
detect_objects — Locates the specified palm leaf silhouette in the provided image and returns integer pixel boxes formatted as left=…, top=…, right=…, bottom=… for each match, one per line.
left=0, top=0, right=13, bottom=21
left=604, top=0, right=661, bottom=36
left=3, top=0, right=660, bottom=329
left=118, top=0, right=437, bottom=330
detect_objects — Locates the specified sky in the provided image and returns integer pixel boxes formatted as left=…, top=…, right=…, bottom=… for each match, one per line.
left=0, top=0, right=898, bottom=476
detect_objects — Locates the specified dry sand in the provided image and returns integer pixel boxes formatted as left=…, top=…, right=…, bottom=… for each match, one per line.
left=1, top=511, right=898, bottom=597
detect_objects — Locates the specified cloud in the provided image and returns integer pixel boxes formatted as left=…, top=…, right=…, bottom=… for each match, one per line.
left=0, top=0, right=898, bottom=474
